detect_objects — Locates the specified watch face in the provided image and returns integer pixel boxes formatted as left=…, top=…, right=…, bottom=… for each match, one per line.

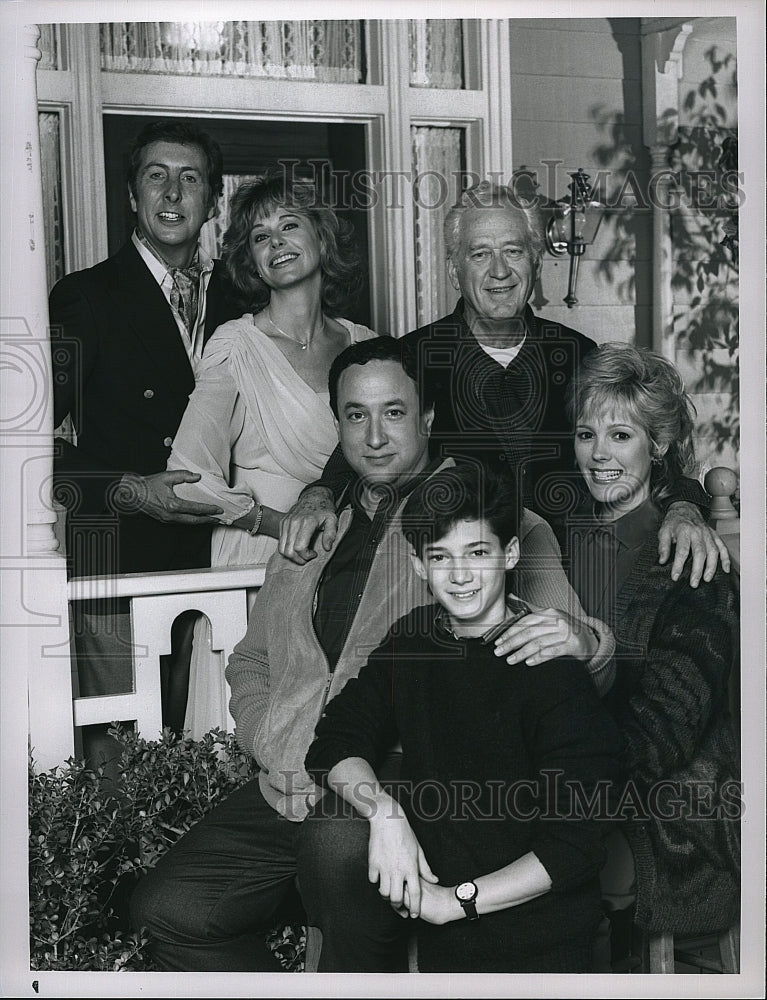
left=456, top=881, right=476, bottom=902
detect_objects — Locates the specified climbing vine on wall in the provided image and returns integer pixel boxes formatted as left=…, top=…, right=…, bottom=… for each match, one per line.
left=669, top=47, right=739, bottom=460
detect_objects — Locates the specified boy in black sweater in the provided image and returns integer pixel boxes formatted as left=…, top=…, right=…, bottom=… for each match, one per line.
left=305, top=464, right=624, bottom=972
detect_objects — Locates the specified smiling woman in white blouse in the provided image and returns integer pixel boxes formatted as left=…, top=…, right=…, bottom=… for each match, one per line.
left=168, top=171, right=377, bottom=735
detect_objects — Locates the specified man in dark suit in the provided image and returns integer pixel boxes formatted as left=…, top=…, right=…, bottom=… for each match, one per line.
left=50, top=120, right=240, bottom=740
left=279, top=180, right=729, bottom=595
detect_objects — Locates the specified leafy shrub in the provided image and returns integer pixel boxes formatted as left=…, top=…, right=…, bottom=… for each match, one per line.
left=29, top=725, right=305, bottom=971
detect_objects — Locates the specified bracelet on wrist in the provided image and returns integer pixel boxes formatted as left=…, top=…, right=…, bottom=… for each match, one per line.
left=249, top=502, right=264, bottom=536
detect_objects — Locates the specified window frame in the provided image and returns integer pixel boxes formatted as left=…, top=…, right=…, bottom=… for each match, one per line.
left=37, top=18, right=514, bottom=335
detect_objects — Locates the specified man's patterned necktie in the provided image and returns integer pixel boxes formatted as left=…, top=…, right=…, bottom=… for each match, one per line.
left=169, top=261, right=203, bottom=334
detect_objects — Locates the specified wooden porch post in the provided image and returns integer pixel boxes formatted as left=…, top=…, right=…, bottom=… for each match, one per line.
left=0, top=20, right=74, bottom=780
left=640, top=20, right=693, bottom=359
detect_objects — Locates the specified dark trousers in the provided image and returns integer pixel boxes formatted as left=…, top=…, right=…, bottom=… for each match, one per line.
left=300, top=799, right=600, bottom=974
left=299, top=792, right=409, bottom=972
left=129, top=776, right=408, bottom=972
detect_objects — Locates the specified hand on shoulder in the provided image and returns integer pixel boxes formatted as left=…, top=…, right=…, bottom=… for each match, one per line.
left=657, top=500, right=730, bottom=587
left=493, top=607, right=598, bottom=666
left=278, top=486, right=338, bottom=563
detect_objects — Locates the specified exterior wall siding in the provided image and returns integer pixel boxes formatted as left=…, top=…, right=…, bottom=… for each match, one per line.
left=508, top=17, right=652, bottom=348
left=508, top=16, right=739, bottom=474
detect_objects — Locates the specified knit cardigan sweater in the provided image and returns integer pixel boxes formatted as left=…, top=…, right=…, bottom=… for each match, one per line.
left=608, top=536, right=740, bottom=935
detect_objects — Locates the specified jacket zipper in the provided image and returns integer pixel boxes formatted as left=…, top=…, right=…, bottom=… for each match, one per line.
left=315, top=673, right=335, bottom=731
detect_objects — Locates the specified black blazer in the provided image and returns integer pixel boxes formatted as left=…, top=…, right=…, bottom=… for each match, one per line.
left=49, top=240, right=241, bottom=576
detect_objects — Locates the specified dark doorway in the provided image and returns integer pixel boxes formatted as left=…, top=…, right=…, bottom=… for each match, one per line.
left=102, top=114, right=371, bottom=326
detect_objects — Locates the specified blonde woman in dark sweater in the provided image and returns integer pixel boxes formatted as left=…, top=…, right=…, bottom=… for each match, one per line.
left=565, top=343, right=740, bottom=938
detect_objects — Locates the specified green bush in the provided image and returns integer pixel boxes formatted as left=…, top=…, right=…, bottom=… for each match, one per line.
left=29, top=725, right=305, bottom=971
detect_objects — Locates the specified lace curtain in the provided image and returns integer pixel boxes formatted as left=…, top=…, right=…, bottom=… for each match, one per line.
left=199, top=174, right=260, bottom=260
left=100, top=21, right=362, bottom=82
left=409, top=20, right=463, bottom=89
left=411, top=126, right=462, bottom=325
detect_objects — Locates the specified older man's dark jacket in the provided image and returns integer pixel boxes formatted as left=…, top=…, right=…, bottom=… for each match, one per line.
left=402, top=300, right=596, bottom=525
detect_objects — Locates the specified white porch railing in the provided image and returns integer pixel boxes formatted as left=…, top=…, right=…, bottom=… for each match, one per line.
left=62, top=564, right=265, bottom=750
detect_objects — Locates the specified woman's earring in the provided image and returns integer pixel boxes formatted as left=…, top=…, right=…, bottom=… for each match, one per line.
left=651, top=456, right=662, bottom=466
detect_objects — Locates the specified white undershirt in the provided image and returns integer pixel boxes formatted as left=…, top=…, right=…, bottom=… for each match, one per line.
left=476, top=334, right=526, bottom=368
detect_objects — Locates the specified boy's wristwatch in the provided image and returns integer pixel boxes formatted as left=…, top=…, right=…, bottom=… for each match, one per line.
left=455, top=880, right=479, bottom=920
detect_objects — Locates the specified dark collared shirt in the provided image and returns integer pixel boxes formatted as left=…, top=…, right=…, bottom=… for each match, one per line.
left=313, top=466, right=439, bottom=671
left=434, top=596, right=532, bottom=644
left=316, top=302, right=597, bottom=525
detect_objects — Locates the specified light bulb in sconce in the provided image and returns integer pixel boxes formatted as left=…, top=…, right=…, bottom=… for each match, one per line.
left=544, top=169, right=605, bottom=307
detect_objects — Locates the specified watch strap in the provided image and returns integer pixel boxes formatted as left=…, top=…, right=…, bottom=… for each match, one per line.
left=455, top=880, right=479, bottom=921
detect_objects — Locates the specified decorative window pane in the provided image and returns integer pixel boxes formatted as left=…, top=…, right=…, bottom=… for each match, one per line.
left=411, top=126, right=463, bottom=325
left=38, top=24, right=60, bottom=70
left=100, top=21, right=363, bottom=82
left=38, top=112, right=65, bottom=290
left=409, top=20, right=463, bottom=89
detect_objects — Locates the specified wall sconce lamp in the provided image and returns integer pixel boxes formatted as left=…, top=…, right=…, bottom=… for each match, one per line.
left=545, top=169, right=605, bottom=307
